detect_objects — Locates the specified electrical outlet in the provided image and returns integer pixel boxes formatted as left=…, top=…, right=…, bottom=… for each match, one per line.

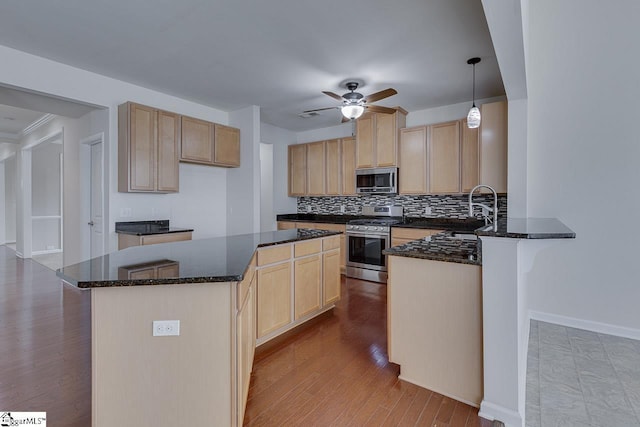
left=340, top=205, right=346, bottom=213
left=120, top=208, right=132, bottom=218
left=424, top=206, right=432, bottom=215
left=153, top=320, right=180, bottom=336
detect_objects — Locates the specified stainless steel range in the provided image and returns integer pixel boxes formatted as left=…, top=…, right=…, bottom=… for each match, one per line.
left=345, top=205, right=403, bottom=283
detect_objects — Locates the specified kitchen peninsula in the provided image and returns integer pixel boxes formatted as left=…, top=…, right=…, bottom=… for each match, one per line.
left=57, top=228, right=341, bottom=427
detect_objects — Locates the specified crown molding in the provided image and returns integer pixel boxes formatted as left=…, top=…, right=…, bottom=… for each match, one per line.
left=21, top=114, right=55, bottom=136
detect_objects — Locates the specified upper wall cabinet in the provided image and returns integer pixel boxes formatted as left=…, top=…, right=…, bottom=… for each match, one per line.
left=288, top=144, right=307, bottom=196
left=180, top=117, right=241, bottom=168
left=341, top=137, right=356, bottom=195
left=213, top=124, right=240, bottom=167
left=306, top=141, right=326, bottom=196
left=118, top=102, right=180, bottom=193
left=397, top=100, right=508, bottom=195
left=356, top=109, right=407, bottom=169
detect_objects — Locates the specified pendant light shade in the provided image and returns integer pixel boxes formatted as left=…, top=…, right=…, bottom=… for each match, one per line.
left=341, top=104, right=365, bottom=120
left=467, top=57, right=481, bottom=129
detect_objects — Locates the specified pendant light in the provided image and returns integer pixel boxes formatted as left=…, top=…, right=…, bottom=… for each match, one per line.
left=466, top=57, right=481, bottom=129
left=341, top=104, right=365, bottom=120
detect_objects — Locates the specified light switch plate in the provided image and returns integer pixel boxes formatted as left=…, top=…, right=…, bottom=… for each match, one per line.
left=153, top=320, right=180, bottom=336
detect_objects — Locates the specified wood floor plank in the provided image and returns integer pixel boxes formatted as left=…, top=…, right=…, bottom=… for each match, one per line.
left=449, top=401, right=472, bottom=427
left=415, top=392, right=445, bottom=426
left=397, top=387, right=433, bottom=426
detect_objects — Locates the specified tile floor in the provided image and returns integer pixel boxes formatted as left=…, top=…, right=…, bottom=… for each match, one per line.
left=527, top=320, right=640, bottom=426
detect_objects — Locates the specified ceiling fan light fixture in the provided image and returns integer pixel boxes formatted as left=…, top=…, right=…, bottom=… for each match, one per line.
left=466, top=57, right=482, bottom=129
left=341, top=104, right=364, bottom=120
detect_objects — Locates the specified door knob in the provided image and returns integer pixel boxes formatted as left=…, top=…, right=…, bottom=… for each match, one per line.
left=88, top=221, right=95, bottom=226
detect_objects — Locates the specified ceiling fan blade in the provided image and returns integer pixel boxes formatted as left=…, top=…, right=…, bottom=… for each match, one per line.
left=322, top=91, right=344, bottom=101
left=302, top=106, right=339, bottom=113
left=365, top=105, right=397, bottom=114
left=364, top=88, right=397, bottom=103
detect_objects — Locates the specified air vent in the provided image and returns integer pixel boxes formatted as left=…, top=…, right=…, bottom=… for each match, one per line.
left=298, top=111, right=321, bottom=118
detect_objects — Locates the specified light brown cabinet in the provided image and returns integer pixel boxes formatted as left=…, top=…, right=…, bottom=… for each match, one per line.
left=461, top=119, right=480, bottom=193
left=180, top=116, right=214, bottom=164
left=325, top=139, right=341, bottom=195
left=399, top=126, right=428, bottom=194
left=428, top=121, right=461, bottom=194
left=479, top=101, right=508, bottom=193
left=180, top=117, right=241, bottom=167
left=341, top=137, right=357, bottom=195
left=391, top=227, right=444, bottom=248
left=306, top=141, right=326, bottom=195
left=323, top=248, right=341, bottom=305
left=294, top=254, right=322, bottom=319
left=117, top=260, right=180, bottom=280
left=356, top=110, right=407, bottom=169
left=288, top=144, right=307, bottom=196
left=213, top=124, right=240, bottom=167
left=236, top=262, right=256, bottom=426
left=117, top=231, right=193, bottom=250
left=256, top=261, right=292, bottom=338
left=118, top=102, right=180, bottom=193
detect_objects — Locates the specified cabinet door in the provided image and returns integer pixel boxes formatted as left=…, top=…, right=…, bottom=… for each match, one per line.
left=325, top=139, right=341, bottom=195
left=157, top=263, right=180, bottom=279
left=128, top=268, right=156, bottom=280
left=277, top=221, right=297, bottom=230
left=180, top=116, right=213, bottom=164
left=428, top=121, right=461, bottom=194
left=236, top=279, right=255, bottom=426
left=461, top=119, right=480, bottom=193
left=157, top=110, right=180, bottom=192
left=341, top=137, right=356, bottom=195
left=356, top=115, right=375, bottom=168
left=323, top=250, right=341, bottom=305
left=375, top=113, right=397, bottom=167
left=214, top=124, right=240, bottom=167
left=399, top=127, right=427, bottom=194
left=128, top=103, right=156, bottom=191
left=479, top=101, right=508, bottom=193
left=294, top=255, right=321, bottom=320
left=306, top=141, right=326, bottom=195
left=288, top=144, right=307, bottom=196
left=257, top=262, right=292, bottom=338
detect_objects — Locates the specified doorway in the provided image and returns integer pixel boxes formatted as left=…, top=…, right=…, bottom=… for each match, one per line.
left=81, top=134, right=105, bottom=259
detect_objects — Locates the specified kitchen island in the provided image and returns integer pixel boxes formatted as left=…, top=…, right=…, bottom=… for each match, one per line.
left=57, top=228, right=342, bottom=427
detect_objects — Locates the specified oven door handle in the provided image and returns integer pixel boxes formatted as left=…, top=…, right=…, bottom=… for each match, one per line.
left=346, top=231, right=390, bottom=239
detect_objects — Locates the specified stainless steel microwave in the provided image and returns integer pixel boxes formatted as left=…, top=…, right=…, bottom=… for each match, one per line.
left=355, top=167, right=398, bottom=194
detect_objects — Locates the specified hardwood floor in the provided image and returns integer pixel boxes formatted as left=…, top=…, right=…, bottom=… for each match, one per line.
left=0, top=245, right=489, bottom=426
left=0, top=245, right=91, bottom=426
left=245, top=276, right=490, bottom=427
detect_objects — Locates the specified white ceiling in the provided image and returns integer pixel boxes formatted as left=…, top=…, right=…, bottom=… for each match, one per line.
left=0, top=105, right=46, bottom=140
left=0, top=0, right=504, bottom=132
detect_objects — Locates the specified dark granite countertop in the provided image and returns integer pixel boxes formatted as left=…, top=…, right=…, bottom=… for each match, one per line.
left=277, top=213, right=485, bottom=232
left=115, top=220, right=194, bottom=236
left=475, top=218, right=576, bottom=239
left=384, top=231, right=481, bottom=266
left=57, top=229, right=341, bottom=289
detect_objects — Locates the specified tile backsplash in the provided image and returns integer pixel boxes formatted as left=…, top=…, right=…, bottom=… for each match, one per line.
left=297, top=194, right=508, bottom=220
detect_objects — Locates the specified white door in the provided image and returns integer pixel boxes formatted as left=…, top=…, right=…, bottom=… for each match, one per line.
left=90, top=143, right=103, bottom=258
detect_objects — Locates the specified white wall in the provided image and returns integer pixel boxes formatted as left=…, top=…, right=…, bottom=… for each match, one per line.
left=227, top=106, right=261, bottom=236
left=259, top=143, right=274, bottom=232
left=31, top=142, right=62, bottom=216
left=260, top=122, right=297, bottom=217
left=296, top=122, right=353, bottom=144
left=0, top=44, right=230, bottom=259
left=525, top=0, right=640, bottom=330
left=3, top=154, right=16, bottom=243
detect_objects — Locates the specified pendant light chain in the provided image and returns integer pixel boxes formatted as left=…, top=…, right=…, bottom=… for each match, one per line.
left=472, top=61, right=476, bottom=108
left=466, top=57, right=482, bottom=129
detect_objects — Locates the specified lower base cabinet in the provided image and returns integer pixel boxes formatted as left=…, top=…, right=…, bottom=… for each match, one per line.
left=256, top=235, right=341, bottom=344
left=236, top=268, right=256, bottom=426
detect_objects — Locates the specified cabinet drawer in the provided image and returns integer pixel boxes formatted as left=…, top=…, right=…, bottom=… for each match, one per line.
left=140, top=231, right=192, bottom=246
left=313, top=223, right=345, bottom=232
left=257, top=244, right=291, bottom=266
left=322, top=235, right=340, bottom=251
left=391, top=228, right=443, bottom=240
left=294, top=239, right=322, bottom=258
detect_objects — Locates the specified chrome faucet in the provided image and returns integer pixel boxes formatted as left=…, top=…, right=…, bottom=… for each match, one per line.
left=468, top=184, right=498, bottom=232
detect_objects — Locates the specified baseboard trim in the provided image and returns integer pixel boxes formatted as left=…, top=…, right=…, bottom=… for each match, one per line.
left=529, top=310, right=640, bottom=341
left=479, top=400, right=522, bottom=427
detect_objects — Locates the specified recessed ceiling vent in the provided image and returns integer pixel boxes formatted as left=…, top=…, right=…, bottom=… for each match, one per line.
left=298, top=111, right=321, bottom=118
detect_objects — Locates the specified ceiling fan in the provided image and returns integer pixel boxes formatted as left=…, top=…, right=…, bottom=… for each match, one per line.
left=303, top=82, right=398, bottom=122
